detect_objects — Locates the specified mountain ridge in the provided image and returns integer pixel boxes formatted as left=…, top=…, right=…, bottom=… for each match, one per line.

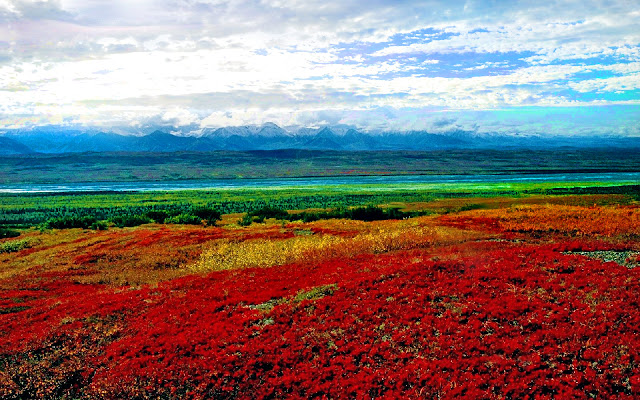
left=0, top=137, right=34, bottom=155
left=2, top=123, right=639, bottom=154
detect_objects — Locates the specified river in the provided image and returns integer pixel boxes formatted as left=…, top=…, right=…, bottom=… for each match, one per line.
left=0, top=172, right=638, bottom=193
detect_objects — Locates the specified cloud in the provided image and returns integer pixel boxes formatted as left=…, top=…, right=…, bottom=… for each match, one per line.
left=570, top=73, right=640, bottom=93
left=1, top=0, right=73, bottom=21
left=0, top=0, right=638, bottom=134
left=162, top=108, right=200, bottom=126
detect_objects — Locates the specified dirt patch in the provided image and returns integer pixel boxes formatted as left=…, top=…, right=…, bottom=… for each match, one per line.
left=566, top=250, right=640, bottom=268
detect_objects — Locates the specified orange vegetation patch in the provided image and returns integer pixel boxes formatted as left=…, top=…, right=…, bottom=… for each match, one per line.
left=1, top=225, right=237, bottom=286
left=397, top=194, right=634, bottom=213
left=440, top=204, right=640, bottom=239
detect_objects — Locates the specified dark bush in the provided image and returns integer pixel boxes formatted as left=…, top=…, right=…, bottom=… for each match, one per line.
left=348, top=206, right=388, bottom=221
left=43, top=216, right=97, bottom=230
left=238, top=214, right=254, bottom=227
left=249, top=206, right=289, bottom=220
left=191, top=207, right=222, bottom=225
left=109, top=215, right=152, bottom=228
left=299, top=212, right=320, bottom=223
left=0, top=227, right=20, bottom=238
left=145, top=210, right=169, bottom=224
left=90, top=221, right=109, bottom=231
left=383, top=207, right=407, bottom=219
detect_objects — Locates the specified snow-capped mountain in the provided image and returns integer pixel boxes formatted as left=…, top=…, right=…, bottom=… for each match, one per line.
left=2, top=123, right=639, bottom=154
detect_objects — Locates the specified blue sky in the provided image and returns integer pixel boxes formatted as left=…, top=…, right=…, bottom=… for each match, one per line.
left=0, top=0, right=639, bottom=135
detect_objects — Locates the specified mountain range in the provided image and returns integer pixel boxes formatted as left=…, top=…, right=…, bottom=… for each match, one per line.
left=1, top=123, right=639, bottom=155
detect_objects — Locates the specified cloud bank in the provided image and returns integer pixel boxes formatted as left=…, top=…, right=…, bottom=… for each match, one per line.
left=0, top=0, right=639, bottom=135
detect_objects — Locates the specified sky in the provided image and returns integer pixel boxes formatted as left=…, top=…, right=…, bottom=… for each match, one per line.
left=1, top=0, right=639, bottom=135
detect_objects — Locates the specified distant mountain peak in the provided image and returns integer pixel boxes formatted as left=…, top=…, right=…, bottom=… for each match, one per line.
left=316, top=127, right=336, bottom=137
left=0, top=136, right=34, bottom=155
left=147, top=130, right=171, bottom=137
left=3, top=123, right=640, bottom=154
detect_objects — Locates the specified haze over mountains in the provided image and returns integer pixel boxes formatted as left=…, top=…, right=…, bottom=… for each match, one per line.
left=1, top=123, right=639, bottom=155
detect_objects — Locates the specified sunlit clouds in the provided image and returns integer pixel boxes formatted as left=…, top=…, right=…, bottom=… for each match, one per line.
left=1, top=0, right=639, bottom=134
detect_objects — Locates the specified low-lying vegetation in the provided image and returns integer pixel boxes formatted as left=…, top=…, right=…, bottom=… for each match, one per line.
left=0, top=239, right=31, bottom=254
left=1, top=183, right=637, bottom=227
left=35, top=206, right=224, bottom=231
left=238, top=205, right=430, bottom=226
left=0, top=227, right=20, bottom=239
left=1, top=188, right=639, bottom=398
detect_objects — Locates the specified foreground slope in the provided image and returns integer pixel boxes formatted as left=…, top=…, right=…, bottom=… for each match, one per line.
left=1, top=198, right=639, bottom=399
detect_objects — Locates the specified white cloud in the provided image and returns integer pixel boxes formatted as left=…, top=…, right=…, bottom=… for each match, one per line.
left=200, top=107, right=299, bottom=127
left=570, top=73, right=640, bottom=93
left=373, top=18, right=640, bottom=64
left=162, top=108, right=199, bottom=126
left=0, top=0, right=638, bottom=133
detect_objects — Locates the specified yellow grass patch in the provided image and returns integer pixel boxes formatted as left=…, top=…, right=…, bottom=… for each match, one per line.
left=191, top=217, right=479, bottom=272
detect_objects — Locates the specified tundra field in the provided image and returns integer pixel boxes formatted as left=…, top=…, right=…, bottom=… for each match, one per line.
left=1, top=183, right=640, bottom=399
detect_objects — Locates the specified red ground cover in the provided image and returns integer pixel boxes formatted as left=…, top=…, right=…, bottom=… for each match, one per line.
left=1, top=236, right=639, bottom=399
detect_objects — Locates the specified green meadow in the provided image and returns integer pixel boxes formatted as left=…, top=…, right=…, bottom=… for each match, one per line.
left=1, top=181, right=638, bottom=228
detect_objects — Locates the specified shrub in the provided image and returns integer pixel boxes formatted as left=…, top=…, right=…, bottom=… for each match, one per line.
left=249, top=206, right=289, bottom=220
left=165, top=213, right=202, bottom=225
left=0, top=239, right=31, bottom=254
left=238, top=213, right=270, bottom=226
left=292, top=207, right=408, bottom=223
left=0, top=227, right=20, bottom=238
left=348, top=205, right=385, bottom=221
left=303, top=213, right=321, bottom=223
left=145, top=210, right=169, bottom=224
left=238, top=214, right=254, bottom=227
left=43, top=216, right=97, bottom=230
left=109, top=215, right=152, bottom=228
left=190, top=207, right=222, bottom=225
left=90, top=221, right=109, bottom=231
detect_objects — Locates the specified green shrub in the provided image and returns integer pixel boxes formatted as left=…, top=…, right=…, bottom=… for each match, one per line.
left=238, top=214, right=254, bottom=227
left=301, top=213, right=320, bottom=223
left=109, top=215, right=152, bottom=228
left=0, top=239, right=31, bottom=254
left=90, top=221, right=109, bottom=230
left=249, top=206, right=289, bottom=220
left=145, top=210, right=169, bottom=224
left=348, top=206, right=387, bottom=221
left=43, top=216, right=97, bottom=230
left=457, top=204, right=485, bottom=212
left=191, top=207, right=222, bottom=225
left=0, top=227, right=20, bottom=239
left=165, top=213, right=202, bottom=225
left=291, top=206, right=408, bottom=222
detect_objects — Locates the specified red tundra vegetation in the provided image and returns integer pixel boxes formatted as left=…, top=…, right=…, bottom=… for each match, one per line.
left=1, top=197, right=639, bottom=399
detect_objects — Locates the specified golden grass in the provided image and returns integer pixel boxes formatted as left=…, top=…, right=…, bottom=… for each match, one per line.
left=191, top=217, right=480, bottom=272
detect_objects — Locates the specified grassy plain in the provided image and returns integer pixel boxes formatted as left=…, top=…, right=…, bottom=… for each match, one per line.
left=1, top=148, right=639, bottom=183
left=1, top=180, right=639, bottom=398
left=1, top=180, right=638, bottom=227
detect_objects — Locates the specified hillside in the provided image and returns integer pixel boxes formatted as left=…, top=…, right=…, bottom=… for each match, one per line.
left=1, top=149, right=640, bottom=184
